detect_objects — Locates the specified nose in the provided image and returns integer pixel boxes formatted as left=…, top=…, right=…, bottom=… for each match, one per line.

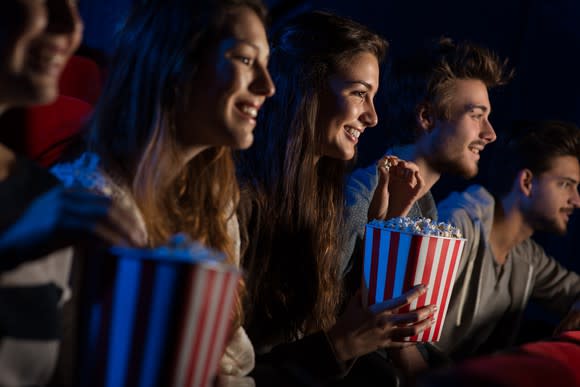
left=250, top=64, right=275, bottom=97
left=570, top=188, right=580, bottom=208
left=45, top=0, right=83, bottom=37
left=481, top=118, right=497, bottom=143
left=360, top=100, right=378, bottom=128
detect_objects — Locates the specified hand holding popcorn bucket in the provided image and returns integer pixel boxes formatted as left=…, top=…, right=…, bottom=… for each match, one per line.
left=78, top=235, right=240, bottom=387
left=363, top=217, right=465, bottom=342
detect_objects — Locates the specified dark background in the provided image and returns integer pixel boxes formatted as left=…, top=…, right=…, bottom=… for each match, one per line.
left=78, top=0, right=580, bottom=334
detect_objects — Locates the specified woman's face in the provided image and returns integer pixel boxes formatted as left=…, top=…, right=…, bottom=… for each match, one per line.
left=0, top=0, right=83, bottom=108
left=317, top=51, right=380, bottom=161
left=180, top=6, right=275, bottom=151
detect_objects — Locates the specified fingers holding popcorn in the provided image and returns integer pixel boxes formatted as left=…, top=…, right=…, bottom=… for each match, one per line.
left=385, top=159, right=425, bottom=218
left=368, top=156, right=399, bottom=220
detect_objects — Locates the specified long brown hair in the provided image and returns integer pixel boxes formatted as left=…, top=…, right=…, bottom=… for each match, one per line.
left=88, top=0, right=267, bottom=329
left=238, top=11, right=387, bottom=343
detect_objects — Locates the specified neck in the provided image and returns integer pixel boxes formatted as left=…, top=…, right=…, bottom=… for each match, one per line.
left=179, top=145, right=210, bottom=167
left=489, top=196, right=534, bottom=264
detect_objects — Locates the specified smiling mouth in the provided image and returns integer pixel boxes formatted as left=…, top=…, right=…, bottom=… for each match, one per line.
left=241, top=105, right=257, bottom=118
left=468, top=145, right=484, bottom=159
left=561, top=209, right=574, bottom=220
left=344, top=126, right=362, bottom=142
left=236, top=103, right=259, bottom=122
left=468, top=146, right=482, bottom=154
left=29, top=50, right=67, bottom=78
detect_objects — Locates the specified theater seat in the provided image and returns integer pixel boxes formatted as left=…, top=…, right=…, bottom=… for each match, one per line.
left=59, top=55, right=103, bottom=105
left=26, top=95, right=92, bottom=167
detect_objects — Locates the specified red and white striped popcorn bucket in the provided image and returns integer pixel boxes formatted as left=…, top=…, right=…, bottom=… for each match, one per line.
left=363, top=224, right=465, bottom=342
left=78, top=240, right=240, bottom=387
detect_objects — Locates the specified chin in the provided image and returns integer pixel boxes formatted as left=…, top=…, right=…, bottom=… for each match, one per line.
left=543, top=221, right=567, bottom=235
left=31, top=87, right=58, bottom=106
left=458, top=161, right=479, bottom=179
left=232, top=134, right=254, bottom=150
left=341, top=147, right=357, bottom=161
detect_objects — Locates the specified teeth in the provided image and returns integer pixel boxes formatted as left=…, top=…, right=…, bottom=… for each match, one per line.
left=345, top=127, right=361, bottom=139
left=40, top=53, right=64, bottom=66
left=241, top=105, right=258, bottom=118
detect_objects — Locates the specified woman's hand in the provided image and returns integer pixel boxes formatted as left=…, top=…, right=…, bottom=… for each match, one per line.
left=368, top=156, right=424, bottom=221
left=327, top=285, right=436, bottom=362
left=215, top=375, right=255, bottom=387
left=0, top=186, right=147, bottom=261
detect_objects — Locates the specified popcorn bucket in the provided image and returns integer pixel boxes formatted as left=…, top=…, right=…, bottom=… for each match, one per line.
left=78, top=239, right=240, bottom=387
left=362, top=222, right=465, bottom=342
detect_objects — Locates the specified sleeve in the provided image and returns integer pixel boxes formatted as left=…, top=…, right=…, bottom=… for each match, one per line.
left=220, top=326, right=255, bottom=377
left=0, top=156, right=59, bottom=232
left=528, top=240, right=580, bottom=315
left=437, top=201, right=478, bottom=282
left=341, top=165, right=378, bottom=271
left=340, top=165, right=378, bottom=298
left=0, top=157, right=60, bottom=270
left=436, top=198, right=483, bottom=338
left=252, top=331, right=354, bottom=386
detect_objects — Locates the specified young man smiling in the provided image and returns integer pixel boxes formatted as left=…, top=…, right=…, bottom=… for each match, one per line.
left=437, top=121, right=580, bottom=360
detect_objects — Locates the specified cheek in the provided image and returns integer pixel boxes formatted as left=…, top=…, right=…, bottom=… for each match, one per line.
left=328, top=97, right=355, bottom=130
left=3, top=4, right=46, bottom=62
left=432, top=129, right=456, bottom=151
left=67, top=13, right=84, bottom=55
left=535, top=188, right=560, bottom=212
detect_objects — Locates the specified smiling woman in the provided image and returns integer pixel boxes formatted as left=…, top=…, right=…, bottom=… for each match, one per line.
left=236, top=11, right=435, bottom=386
left=179, top=6, right=274, bottom=151
left=46, top=0, right=274, bottom=385
left=0, top=0, right=83, bottom=110
left=317, top=51, right=380, bottom=160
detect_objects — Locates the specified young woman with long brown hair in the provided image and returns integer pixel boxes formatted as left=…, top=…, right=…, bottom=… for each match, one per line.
left=51, top=0, right=275, bottom=385
left=237, top=11, right=434, bottom=385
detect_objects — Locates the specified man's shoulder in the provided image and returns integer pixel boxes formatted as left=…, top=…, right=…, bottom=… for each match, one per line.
left=510, top=237, right=546, bottom=262
left=438, top=185, right=494, bottom=219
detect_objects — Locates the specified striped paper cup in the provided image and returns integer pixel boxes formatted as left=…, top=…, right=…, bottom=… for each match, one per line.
left=79, top=241, right=240, bottom=387
left=362, top=224, right=465, bottom=342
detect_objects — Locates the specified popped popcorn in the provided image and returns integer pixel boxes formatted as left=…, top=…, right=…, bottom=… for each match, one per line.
left=369, top=216, right=463, bottom=239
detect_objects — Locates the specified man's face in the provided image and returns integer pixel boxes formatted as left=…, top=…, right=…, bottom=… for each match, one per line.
left=525, top=155, right=580, bottom=235
left=424, top=79, right=496, bottom=178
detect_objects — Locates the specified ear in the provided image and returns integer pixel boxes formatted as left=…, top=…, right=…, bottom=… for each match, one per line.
left=517, top=169, right=534, bottom=196
left=416, top=102, right=435, bottom=133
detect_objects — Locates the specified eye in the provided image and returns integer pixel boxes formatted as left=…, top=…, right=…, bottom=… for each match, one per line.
left=472, top=114, right=484, bottom=120
left=353, top=91, right=367, bottom=99
left=233, top=55, right=253, bottom=66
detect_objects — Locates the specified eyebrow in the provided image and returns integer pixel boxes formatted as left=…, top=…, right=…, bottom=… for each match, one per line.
left=560, top=176, right=579, bottom=185
left=465, top=104, right=489, bottom=113
left=235, top=39, right=269, bottom=57
left=345, top=80, right=374, bottom=90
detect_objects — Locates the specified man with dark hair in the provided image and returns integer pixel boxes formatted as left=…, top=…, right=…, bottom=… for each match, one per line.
left=436, top=120, right=580, bottom=360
